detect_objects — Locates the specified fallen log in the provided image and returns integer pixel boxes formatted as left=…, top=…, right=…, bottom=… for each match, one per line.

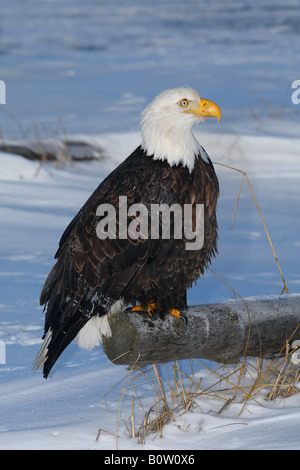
left=0, top=137, right=107, bottom=162
left=102, top=294, right=300, bottom=367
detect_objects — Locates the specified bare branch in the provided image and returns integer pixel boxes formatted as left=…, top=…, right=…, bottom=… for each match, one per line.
left=102, top=294, right=300, bottom=367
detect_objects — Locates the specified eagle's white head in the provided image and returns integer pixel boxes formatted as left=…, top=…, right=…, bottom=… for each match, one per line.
left=141, top=86, right=221, bottom=172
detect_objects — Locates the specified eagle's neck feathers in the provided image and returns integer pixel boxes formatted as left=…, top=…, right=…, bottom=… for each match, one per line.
left=141, top=124, right=205, bottom=172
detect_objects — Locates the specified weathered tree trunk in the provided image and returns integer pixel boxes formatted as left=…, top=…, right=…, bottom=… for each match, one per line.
left=102, top=294, right=300, bottom=367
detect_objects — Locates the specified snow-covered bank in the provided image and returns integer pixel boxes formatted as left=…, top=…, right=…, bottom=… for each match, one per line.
left=0, top=130, right=299, bottom=449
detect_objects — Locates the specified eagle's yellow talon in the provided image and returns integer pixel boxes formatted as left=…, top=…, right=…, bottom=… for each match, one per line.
left=169, top=308, right=181, bottom=319
left=132, top=300, right=158, bottom=316
left=132, top=304, right=144, bottom=312
left=148, top=301, right=157, bottom=315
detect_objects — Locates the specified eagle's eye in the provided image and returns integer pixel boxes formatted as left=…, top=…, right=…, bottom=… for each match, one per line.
left=178, top=99, right=189, bottom=108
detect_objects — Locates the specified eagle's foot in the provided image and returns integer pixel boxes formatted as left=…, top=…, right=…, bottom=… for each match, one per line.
left=131, top=304, right=188, bottom=323
left=132, top=300, right=158, bottom=316
left=169, top=308, right=188, bottom=324
left=131, top=304, right=143, bottom=312
left=169, top=308, right=181, bottom=319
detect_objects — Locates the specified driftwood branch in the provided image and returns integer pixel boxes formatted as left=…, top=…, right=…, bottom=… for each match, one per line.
left=0, top=137, right=107, bottom=162
left=102, top=294, right=300, bottom=367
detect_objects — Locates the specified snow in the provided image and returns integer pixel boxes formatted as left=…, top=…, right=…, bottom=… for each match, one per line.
left=1, top=0, right=300, bottom=451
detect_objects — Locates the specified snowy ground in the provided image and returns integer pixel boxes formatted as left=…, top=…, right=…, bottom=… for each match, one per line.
left=0, top=0, right=300, bottom=451
left=0, top=130, right=300, bottom=450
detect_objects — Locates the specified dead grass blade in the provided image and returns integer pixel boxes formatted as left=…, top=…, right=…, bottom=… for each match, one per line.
left=115, top=353, right=141, bottom=449
left=214, top=161, right=289, bottom=294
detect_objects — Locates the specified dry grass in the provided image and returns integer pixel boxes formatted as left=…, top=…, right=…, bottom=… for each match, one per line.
left=102, top=346, right=300, bottom=446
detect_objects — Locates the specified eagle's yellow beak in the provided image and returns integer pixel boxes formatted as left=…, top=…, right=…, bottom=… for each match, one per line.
left=185, top=98, right=221, bottom=122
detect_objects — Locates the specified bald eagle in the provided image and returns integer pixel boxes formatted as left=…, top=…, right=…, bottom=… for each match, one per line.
left=34, top=86, right=220, bottom=378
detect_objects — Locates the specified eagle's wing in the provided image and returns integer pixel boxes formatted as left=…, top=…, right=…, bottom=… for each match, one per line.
left=35, top=147, right=174, bottom=376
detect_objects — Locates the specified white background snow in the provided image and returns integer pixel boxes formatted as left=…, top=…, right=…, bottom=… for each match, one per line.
left=0, top=0, right=300, bottom=451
